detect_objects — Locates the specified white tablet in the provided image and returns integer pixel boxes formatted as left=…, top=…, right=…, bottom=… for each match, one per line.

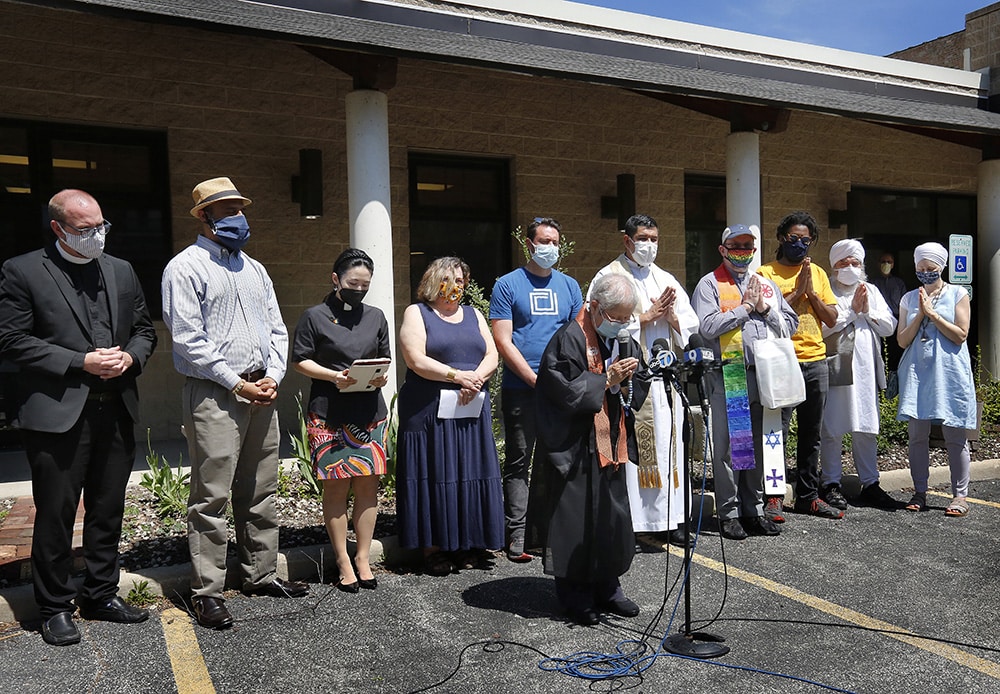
left=341, top=358, right=392, bottom=393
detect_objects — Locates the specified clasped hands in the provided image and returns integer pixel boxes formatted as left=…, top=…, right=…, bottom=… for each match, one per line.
left=607, top=357, right=638, bottom=389
left=83, top=346, right=132, bottom=380
left=453, top=370, right=485, bottom=406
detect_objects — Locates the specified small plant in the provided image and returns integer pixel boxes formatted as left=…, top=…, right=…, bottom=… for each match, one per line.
left=876, top=391, right=908, bottom=454
left=382, top=392, right=399, bottom=500
left=126, top=579, right=156, bottom=608
left=140, top=430, right=190, bottom=518
left=289, top=394, right=323, bottom=498
left=974, top=345, right=1000, bottom=430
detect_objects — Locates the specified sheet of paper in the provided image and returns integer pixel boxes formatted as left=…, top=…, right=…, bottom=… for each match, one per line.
left=437, top=389, right=486, bottom=419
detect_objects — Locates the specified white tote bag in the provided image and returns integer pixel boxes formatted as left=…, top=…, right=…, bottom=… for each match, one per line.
left=754, top=320, right=806, bottom=410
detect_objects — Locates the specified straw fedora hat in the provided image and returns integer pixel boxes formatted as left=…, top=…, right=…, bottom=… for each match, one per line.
left=189, top=177, right=253, bottom=218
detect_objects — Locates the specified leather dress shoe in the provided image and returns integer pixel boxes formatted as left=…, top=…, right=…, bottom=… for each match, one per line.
left=720, top=518, right=748, bottom=541
left=667, top=528, right=692, bottom=548
left=567, top=607, right=600, bottom=626
left=192, top=596, right=234, bottom=630
left=42, top=612, right=81, bottom=646
left=243, top=577, right=309, bottom=598
left=79, top=595, right=149, bottom=623
left=743, top=515, right=781, bottom=536
left=599, top=596, right=640, bottom=618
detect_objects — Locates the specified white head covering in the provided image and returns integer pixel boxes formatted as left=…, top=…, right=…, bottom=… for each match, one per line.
left=829, top=239, right=864, bottom=267
left=914, top=242, right=947, bottom=269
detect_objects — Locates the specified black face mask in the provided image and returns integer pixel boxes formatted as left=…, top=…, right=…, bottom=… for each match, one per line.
left=338, top=287, right=368, bottom=309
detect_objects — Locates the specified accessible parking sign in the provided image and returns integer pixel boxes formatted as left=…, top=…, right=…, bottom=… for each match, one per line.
left=949, top=234, right=973, bottom=285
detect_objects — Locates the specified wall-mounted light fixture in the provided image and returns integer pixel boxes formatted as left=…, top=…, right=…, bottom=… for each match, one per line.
left=291, top=148, right=323, bottom=219
left=599, top=173, right=636, bottom=230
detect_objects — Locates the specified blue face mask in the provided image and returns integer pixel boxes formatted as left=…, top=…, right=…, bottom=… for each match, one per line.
left=780, top=238, right=810, bottom=263
left=209, top=214, right=251, bottom=251
left=915, top=270, right=940, bottom=285
left=596, top=315, right=628, bottom=340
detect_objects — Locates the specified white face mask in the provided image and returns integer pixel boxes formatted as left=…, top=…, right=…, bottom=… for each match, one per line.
left=836, top=265, right=864, bottom=286
left=531, top=242, right=559, bottom=269
left=59, top=224, right=107, bottom=259
left=632, top=240, right=658, bottom=267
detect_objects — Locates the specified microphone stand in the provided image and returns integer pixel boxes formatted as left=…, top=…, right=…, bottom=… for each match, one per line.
left=661, top=364, right=730, bottom=659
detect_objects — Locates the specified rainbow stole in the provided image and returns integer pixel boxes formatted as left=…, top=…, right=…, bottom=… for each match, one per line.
left=713, top=266, right=755, bottom=471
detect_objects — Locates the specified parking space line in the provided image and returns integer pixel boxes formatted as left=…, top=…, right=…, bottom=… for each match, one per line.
left=161, top=607, right=216, bottom=694
left=670, top=547, right=1000, bottom=680
left=925, top=491, right=1000, bottom=509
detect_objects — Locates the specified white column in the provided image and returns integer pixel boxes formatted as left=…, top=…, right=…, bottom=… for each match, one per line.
left=346, top=89, right=398, bottom=395
left=978, top=159, right=1000, bottom=375
left=726, top=131, right=762, bottom=270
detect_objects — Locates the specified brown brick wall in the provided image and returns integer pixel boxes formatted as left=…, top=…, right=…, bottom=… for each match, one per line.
left=0, top=2, right=983, bottom=439
left=889, top=31, right=966, bottom=69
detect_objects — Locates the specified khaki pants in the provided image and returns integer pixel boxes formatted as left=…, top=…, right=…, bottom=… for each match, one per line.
left=183, top=378, right=280, bottom=598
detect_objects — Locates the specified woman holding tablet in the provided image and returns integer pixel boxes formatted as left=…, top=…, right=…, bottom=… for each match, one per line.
left=292, top=248, right=390, bottom=591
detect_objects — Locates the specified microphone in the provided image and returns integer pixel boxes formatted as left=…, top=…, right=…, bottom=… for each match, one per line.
left=616, top=328, right=633, bottom=360
left=650, top=337, right=677, bottom=374
left=684, top=347, right=714, bottom=412
left=683, top=347, right=716, bottom=365
left=616, top=328, right=633, bottom=388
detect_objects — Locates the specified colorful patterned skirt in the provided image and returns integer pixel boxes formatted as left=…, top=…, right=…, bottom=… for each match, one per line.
left=307, top=413, right=388, bottom=480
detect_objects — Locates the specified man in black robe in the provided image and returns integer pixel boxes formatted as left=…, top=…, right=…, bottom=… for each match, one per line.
left=527, top=273, right=648, bottom=626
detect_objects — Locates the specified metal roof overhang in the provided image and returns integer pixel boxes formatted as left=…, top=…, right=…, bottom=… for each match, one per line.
left=16, top=0, right=1000, bottom=142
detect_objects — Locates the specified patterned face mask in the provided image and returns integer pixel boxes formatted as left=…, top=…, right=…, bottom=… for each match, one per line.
left=438, top=278, right=464, bottom=303
left=724, top=249, right=755, bottom=269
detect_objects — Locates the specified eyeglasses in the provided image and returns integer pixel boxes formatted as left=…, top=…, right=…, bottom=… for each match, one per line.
left=58, top=220, right=111, bottom=238
left=724, top=244, right=755, bottom=251
left=783, top=234, right=812, bottom=246
left=599, top=306, right=631, bottom=324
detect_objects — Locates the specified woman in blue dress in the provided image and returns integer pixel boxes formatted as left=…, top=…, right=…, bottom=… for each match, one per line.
left=397, top=257, right=504, bottom=575
left=896, top=242, right=976, bottom=517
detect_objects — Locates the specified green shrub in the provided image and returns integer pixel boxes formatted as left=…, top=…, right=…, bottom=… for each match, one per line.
left=140, top=430, right=190, bottom=518
left=876, top=392, right=908, bottom=454
left=289, top=394, right=323, bottom=498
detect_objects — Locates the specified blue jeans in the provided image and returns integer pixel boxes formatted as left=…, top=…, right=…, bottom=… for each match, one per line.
left=781, top=360, right=828, bottom=503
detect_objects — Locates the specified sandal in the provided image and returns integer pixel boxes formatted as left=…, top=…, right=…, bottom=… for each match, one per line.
left=944, top=497, right=970, bottom=517
left=423, top=551, right=456, bottom=576
left=905, top=492, right=927, bottom=512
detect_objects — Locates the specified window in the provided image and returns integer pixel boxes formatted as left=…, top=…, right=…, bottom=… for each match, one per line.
left=684, top=174, right=727, bottom=295
left=0, top=119, right=172, bottom=318
left=847, top=186, right=975, bottom=281
left=408, top=153, right=511, bottom=299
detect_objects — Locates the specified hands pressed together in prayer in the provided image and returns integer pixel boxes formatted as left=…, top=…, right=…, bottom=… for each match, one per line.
left=642, top=286, right=676, bottom=324
left=851, top=283, right=870, bottom=315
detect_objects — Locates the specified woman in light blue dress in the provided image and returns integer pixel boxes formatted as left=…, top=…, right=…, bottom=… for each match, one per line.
left=896, top=242, right=976, bottom=516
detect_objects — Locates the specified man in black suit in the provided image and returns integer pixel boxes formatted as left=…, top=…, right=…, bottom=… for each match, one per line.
left=0, top=189, right=157, bottom=646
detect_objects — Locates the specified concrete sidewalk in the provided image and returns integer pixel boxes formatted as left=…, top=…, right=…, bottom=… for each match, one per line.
left=3, top=459, right=998, bottom=624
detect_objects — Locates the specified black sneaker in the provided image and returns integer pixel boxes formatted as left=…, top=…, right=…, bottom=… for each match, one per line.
left=793, top=498, right=845, bottom=519
left=857, top=482, right=904, bottom=510
left=821, top=483, right=848, bottom=510
left=719, top=518, right=748, bottom=541
left=742, top=515, right=781, bottom=536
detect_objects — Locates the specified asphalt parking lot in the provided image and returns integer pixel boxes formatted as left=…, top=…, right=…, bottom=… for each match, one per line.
left=2, top=466, right=1000, bottom=694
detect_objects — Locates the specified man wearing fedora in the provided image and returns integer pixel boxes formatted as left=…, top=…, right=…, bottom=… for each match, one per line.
left=0, top=189, right=157, bottom=645
left=162, top=177, right=308, bottom=630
